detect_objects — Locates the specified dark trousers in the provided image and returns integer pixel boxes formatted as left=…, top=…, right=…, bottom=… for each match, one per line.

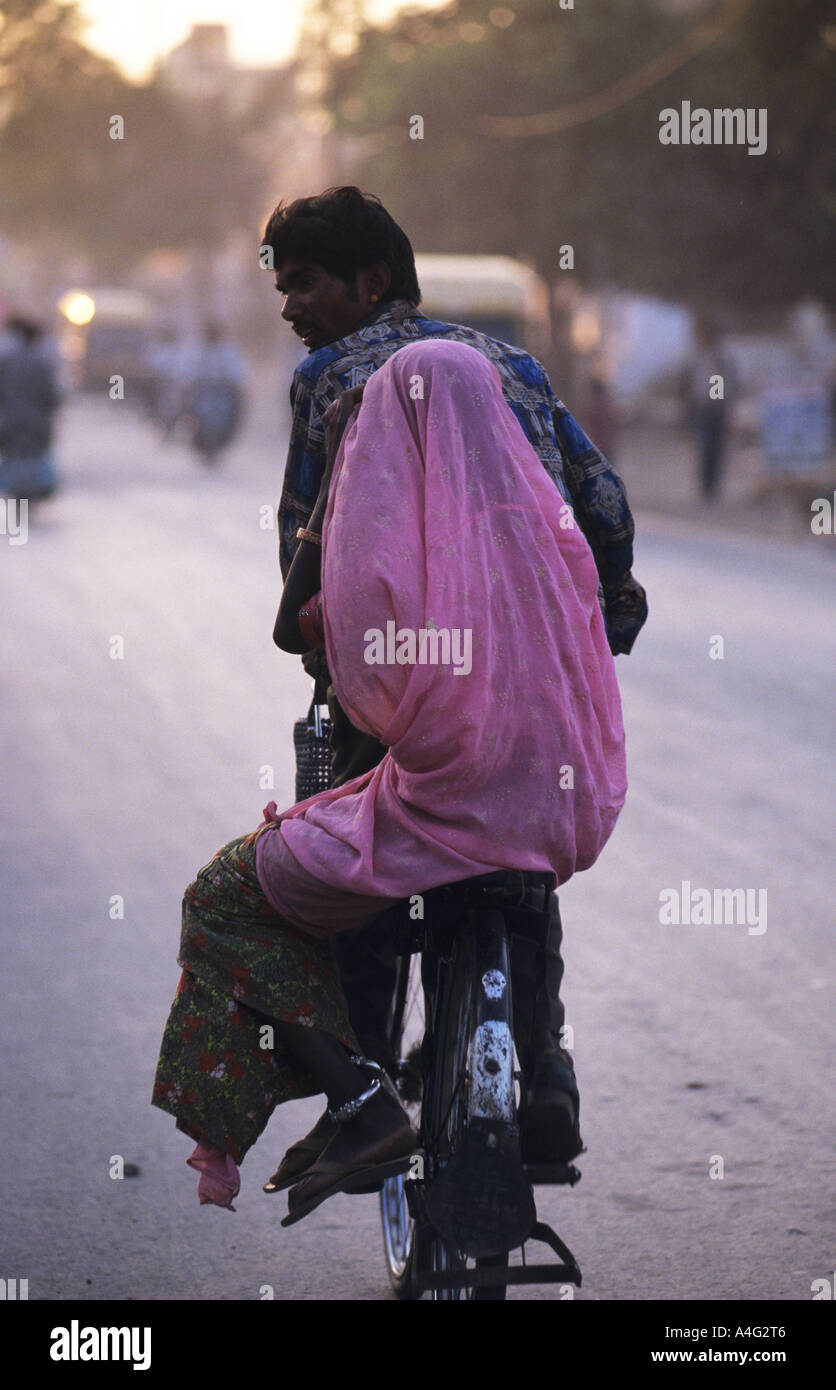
left=325, top=685, right=569, bottom=1082
left=695, top=408, right=728, bottom=500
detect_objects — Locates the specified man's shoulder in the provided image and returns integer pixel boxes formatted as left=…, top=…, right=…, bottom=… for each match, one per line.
left=291, top=307, right=550, bottom=400
left=411, top=318, right=551, bottom=390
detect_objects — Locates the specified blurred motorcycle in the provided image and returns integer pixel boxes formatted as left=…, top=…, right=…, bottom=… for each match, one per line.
left=184, top=325, right=247, bottom=466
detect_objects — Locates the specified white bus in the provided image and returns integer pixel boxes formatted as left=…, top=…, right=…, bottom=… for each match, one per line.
left=414, top=254, right=551, bottom=358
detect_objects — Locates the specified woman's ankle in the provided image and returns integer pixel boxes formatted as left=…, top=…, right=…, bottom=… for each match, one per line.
left=274, top=1023, right=368, bottom=1108
left=344, top=1083, right=410, bottom=1137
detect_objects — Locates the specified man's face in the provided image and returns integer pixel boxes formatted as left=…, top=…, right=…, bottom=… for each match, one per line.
left=274, top=259, right=371, bottom=350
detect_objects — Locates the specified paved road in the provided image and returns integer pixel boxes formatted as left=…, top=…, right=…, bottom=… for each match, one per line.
left=1, top=392, right=833, bottom=1301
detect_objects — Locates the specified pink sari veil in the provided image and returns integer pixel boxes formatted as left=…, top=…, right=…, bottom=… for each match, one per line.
left=257, top=339, right=626, bottom=926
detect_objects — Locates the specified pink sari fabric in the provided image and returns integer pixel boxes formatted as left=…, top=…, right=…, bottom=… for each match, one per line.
left=187, top=1139, right=240, bottom=1210
left=256, top=340, right=627, bottom=933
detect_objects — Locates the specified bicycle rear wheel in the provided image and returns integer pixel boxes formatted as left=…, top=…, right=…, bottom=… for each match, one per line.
left=380, top=948, right=425, bottom=1298
left=423, top=918, right=510, bottom=1301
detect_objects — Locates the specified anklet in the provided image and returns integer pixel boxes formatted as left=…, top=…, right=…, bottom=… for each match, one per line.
left=327, top=1056, right=383, bottom=1124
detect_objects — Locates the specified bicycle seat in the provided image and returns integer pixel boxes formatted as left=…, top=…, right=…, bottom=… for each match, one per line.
left=388, top=869, right=556, bottom=955
left=420, top=867, right=555, bottom=905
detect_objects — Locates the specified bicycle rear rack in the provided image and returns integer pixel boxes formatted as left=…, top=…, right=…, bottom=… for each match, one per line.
left=406, top=1142, right=583, bottom=1292
left=414, top=1222, right=583, bottom=1294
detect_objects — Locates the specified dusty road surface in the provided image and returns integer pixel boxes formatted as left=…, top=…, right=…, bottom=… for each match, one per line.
left=1, top=391, right=833, bottom=1301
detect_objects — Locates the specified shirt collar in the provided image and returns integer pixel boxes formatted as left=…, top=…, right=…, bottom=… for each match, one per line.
left=317, top=299, right=416, bottom=352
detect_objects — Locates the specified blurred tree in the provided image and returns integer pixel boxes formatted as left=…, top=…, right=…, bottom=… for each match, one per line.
left=323, top=0, right=836, bottom=313
left=0, top=0, right=264, bottom=274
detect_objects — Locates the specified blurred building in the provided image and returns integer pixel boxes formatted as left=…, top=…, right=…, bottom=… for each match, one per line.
left=156, top=24, right=267, bottom=118
left=148, top=22, right=340, bottom=344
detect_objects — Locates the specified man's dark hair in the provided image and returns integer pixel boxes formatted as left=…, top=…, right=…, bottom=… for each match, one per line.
left=262, top=186, right=421, bottom=306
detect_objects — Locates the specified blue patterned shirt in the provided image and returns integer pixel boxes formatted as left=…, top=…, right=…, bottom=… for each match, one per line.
left=277, top=301, right=646, bottom=653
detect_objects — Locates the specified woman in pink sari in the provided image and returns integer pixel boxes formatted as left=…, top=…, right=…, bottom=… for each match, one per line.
left=152, top=340, right=626, bottom=1223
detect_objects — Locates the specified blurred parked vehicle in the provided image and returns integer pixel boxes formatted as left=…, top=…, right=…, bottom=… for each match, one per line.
left=414, top=254, right=551, bottom=358
left=56, top=287, right=157, bottom=403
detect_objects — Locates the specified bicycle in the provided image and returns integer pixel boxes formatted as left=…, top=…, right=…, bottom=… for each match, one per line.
left=379, top=868, right=584, bottom=1301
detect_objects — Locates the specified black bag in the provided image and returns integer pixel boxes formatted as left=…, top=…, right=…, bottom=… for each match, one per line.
left=293, top=697, right=333, bottom=802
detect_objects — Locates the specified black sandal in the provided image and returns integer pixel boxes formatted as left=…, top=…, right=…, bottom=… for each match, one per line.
left=281, top=1064, right=416, bottom=1226
left=281, top=1133, right=415, bottom=1227
left=262, top=1110, right=336, bottom=1193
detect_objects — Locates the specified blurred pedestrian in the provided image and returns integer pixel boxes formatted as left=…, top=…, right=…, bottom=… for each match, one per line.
left=143, top=326, right=189, bottom=439
left=684, top=318, right=736, bottom=502
left=582, top=373, right=620, bottom=467
left=0, top=316, right=61, bottom=501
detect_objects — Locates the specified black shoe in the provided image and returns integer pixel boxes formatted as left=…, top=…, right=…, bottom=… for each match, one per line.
left=520, top=1054, right=583, bottom=1165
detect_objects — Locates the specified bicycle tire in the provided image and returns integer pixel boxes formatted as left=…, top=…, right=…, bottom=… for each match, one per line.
left=380, top=949, right=424, bottom=1299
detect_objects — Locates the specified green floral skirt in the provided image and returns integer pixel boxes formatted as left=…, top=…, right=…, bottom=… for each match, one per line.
left=151, top=830, right=360, bottom=1163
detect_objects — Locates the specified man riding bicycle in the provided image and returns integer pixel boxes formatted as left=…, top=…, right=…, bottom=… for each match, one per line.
left=260, top=186, right=647, bottom=1189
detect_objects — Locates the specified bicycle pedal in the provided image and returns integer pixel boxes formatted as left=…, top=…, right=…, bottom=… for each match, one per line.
left=426, top=1119, right=535, bottom=1258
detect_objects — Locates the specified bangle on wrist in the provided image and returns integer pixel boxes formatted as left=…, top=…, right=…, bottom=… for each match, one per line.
left=298, top=595, right=325, bottom=648
left=296, top=527, right=322, bottom=547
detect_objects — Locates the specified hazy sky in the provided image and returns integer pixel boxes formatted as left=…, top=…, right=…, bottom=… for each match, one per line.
left=76, top=0, right=445, bottom=78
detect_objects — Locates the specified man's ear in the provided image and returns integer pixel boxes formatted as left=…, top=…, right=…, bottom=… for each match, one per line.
left=361, top=261, right=391, bottom=302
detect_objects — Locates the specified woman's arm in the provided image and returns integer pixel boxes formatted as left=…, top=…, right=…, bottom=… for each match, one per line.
left=272, top=385, right=364, bottom=652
